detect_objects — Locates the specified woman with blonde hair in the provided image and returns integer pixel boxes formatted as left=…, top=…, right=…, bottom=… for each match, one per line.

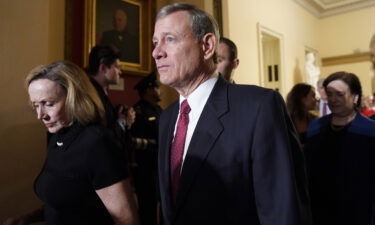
left=3, top=61, right=139, bottom=225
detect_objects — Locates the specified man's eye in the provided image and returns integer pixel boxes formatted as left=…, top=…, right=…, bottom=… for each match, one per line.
left=46, top=103, right=54, bottom=107
left=166, top=36, right=174, bottom=42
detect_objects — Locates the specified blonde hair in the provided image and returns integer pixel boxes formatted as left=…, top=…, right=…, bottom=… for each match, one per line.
left=26, top=61, right=105, bottom=126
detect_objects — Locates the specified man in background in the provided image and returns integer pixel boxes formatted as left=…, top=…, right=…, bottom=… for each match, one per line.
left=317, top=78, right=331, bottom=116
left=216, top=37, right=239, bottom=83
left=131, top=72, right=162, bottom=225
left=87, top=45, right=135, bottom=146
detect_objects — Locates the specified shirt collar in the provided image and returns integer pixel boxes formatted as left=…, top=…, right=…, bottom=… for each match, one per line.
left=179, top=73, right=218, bottom=110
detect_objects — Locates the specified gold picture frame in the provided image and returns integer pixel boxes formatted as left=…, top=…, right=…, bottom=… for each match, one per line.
left=84, top=0, right=154, bottom=75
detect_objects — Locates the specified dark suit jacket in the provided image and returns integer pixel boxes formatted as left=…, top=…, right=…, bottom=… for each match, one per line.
left=158, top=77, right=312, bottom=225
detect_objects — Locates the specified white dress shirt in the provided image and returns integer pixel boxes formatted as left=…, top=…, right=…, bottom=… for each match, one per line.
left=173, top=75, right=218, bottom=167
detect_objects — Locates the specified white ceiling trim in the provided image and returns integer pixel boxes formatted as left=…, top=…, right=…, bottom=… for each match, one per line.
left=314, top=0, right=362, bottom=10
left=294, top=0, right=375, bottom=18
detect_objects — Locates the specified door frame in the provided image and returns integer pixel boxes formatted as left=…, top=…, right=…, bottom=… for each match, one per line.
left=257, top=23, right=286, bottom=95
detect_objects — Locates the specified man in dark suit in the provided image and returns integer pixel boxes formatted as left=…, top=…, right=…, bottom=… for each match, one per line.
left=152, top=3, right=312, bottom=225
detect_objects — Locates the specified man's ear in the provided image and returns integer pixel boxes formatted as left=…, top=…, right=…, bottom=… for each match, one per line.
left=232, top=58, right=239, bottom=69
left=98, top=63, right=107, bottom=73
left=201, top=33, right=217, bottom=60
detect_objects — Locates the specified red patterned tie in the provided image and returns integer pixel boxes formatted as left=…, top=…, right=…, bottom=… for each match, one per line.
left=170, top=100, right=191, bottom=201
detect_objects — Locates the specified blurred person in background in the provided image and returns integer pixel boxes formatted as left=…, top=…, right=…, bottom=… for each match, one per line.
left=116, top=103, right=136, bottom=131
left=317, top=78, right=331, bottom=116
left=360, top=95, right=375, bottom=120
left=216, top=37, right=239, bottom=83
left=131, top=72, right=162, bottom=225
left=286, top=83, right=317, bottom=146
left=87, top=45, right=135, bottom=160
left=305, top=71, right=375, bottom=225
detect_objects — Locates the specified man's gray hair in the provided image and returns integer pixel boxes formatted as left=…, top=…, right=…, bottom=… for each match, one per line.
left=156, top=3, right=220, bottom=62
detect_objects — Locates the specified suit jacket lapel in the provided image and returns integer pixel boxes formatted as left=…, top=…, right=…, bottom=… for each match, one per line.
left=173, top=77, right=229, bottom=215
left=159, top=101, right=179, bottom=222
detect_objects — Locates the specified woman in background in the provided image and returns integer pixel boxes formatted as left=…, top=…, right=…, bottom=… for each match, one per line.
left=286, top=83, right=317, bottom=145
left=3, top=61, right=139, bottom=225
left=305, top=71, right=375, bottom=225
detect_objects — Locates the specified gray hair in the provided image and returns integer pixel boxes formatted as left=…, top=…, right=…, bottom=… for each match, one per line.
left=156, top=3, right=220, bottom=62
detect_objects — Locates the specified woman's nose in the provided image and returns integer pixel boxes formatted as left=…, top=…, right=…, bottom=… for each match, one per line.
left=36, top=107, right=45, bottom=120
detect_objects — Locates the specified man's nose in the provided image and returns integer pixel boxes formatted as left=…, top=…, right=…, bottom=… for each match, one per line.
left=152, top=44, right=166, bottom=60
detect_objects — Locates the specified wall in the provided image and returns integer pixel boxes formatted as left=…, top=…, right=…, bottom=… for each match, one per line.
left=318, top=6, right=375, bottom=96
left=222, top=0, right=375, bottom=97
left=223, top=0, right=320, bottom=96
left=0, top=0, right=65, bottom=222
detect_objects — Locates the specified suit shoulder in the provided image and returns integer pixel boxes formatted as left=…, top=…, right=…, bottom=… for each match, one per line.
left=306, top=117, right=324, bottom=138
left=350, top=113, right=375, bottom=138
left=229, top=84, right=281, bottom=103
left=160, top=101, right=178, bottom=119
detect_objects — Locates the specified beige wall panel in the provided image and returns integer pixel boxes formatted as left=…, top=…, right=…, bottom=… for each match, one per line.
left=0, top=0, right=64, bottom=222
left=318, top=6, right=375, bottom=95
left=225, top=0, right=320, bottom=96
left=318, top=6, right=375, bottom=57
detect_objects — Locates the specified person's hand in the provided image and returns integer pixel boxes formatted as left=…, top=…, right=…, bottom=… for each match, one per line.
left=126, top=107, right=136, bottom=129
left=117, top=104, right=128, bottom=121
left=2, top=208, right=43, bottom=225
left=2, top=215, right=29, bottom=225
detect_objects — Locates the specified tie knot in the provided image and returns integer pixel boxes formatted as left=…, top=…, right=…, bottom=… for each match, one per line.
left=180, top=100, right=191, bottom=115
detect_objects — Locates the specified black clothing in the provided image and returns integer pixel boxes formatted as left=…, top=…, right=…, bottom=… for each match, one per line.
left=305, top=113, right=375, bottom=225
left=90, top=78, right=117, bottom=128
left=131, top=100, right=162, bottom=225
left=134, top=72, right=160, bottom=92
left=292, top=113, right=317, bottom=146
left=132, top=100, right=161, bottom=154
left=298, top=131, right=307, bottom=145
left=101, top=29, right=139, bottom=63
left=90, top=78, right=129, bottom=153
left=35, top=123, right=128, bottom=225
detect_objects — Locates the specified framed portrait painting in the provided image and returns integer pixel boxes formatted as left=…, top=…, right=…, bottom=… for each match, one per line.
left=84, top=0, right=154, bottom=75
